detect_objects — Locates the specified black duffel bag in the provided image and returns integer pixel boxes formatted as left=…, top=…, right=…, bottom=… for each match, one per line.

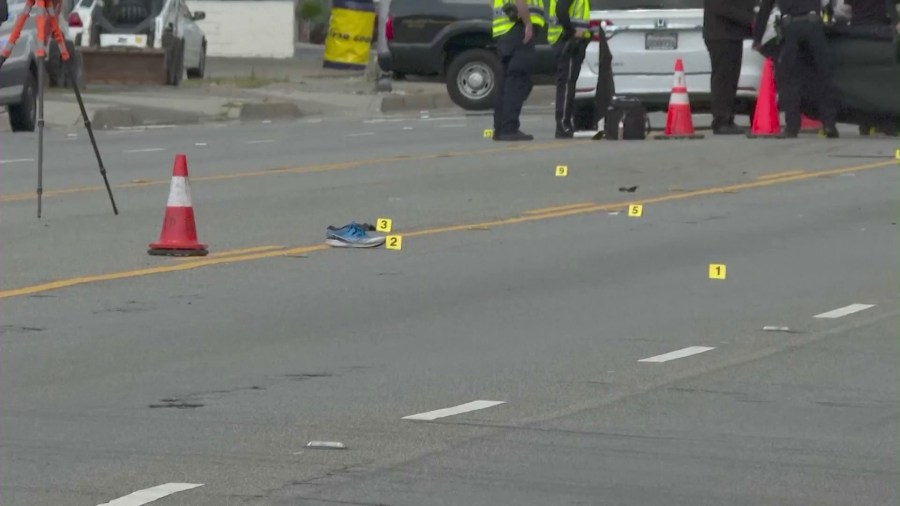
left=604, top=96, right=651, bottom=140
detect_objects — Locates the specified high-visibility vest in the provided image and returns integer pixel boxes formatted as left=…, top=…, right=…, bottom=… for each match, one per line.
left=493, top=0, right=547, bottom=38
left=548, top=0, right=591, bottom=44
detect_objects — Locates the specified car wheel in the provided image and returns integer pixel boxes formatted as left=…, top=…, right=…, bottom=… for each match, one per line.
left=9, top=69, right=38, bottom=132
left=62, top=42, right=85, bottom=89
left=573, top=100, right=596, bottom=131
left=187, top=42, right=206, bottom=79
left=167, top=39, right=185, bottom=86
left=445, top=49, right=500, bottom=111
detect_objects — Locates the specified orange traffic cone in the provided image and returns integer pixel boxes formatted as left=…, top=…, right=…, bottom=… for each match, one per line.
left=747, top=58, right=781, bottom=138
left=148, top=154, right=208, bottom=257
left=800, top=114, right=822, bottom=133
left=654, top=58, right=704, bottom=140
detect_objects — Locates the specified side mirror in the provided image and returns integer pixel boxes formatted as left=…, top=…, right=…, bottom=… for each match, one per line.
left=192, top=10, right=204, bottom=20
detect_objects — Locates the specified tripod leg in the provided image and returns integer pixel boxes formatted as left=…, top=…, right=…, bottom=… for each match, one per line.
left=66, top=59, right=119, bottom=215
left=37, top=56, right=45, bottom=219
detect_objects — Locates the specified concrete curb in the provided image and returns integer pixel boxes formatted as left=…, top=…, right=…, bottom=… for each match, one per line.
left=379, top=86, right=556, bottom=114
left=239, top=102, right=303, bottom=121
left=92, top=106, right=204, bottom=129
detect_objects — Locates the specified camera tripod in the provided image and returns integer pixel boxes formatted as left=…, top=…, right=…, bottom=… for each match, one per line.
left=0, top=0, right=117, bottom=218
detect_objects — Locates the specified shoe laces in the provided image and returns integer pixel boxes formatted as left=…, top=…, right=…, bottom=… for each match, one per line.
left=346, top=222, right=367, bottom=238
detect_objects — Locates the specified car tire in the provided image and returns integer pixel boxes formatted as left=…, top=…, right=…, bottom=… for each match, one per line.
left=9, top=69, right=38, bottom=132
left=446, top=49, right=500, bottom=111
left=573, top=100, right=596, bottom=131
left=61, top=42, right=85, bottom=89
left=187, top=41, right=206, bottom=79
left=167, top=39, right=185, bottom=86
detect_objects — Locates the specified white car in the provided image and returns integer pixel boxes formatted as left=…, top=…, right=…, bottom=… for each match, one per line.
left=573, top=0, right=765, bottom=128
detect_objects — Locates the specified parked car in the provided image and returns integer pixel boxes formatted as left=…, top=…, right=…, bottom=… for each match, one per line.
left=0, top=0, right=81, bottom=131
left=380, top=0, right=557, bottom=111
left=573, top=0, right=765, bottom=128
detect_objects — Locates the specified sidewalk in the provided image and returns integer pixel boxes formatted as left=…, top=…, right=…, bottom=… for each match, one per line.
left=0, top=53, right=555, bottom=132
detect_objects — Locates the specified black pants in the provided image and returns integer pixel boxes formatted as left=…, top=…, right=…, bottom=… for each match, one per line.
left=553, top=38, right=587, bottom=134
left=493, top=24, right=537, bottom=135
left=705, top=39, right=743, bottom=128
left=593, top=28, right=616, bottom=128
left=777, top=19, right=838, bottom=131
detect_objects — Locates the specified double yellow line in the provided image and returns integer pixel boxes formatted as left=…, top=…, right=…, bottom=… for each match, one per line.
left=0, top=159, right=894, bottom=300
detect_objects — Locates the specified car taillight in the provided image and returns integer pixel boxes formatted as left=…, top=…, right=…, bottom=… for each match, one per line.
left=589, top=19, right=612, bottom=41
left=385, top=16, right=393, bottom=41
left=67, top=12, right=83, bottom=27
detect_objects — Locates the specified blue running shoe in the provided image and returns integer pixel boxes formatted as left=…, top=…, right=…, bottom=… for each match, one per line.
left=326, top=222, right=385, bottom=248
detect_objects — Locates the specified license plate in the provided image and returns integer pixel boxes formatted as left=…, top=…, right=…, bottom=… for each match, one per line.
left=99, top=34, right=148, bottom=48
left=645, top=32, right=677, bottom=50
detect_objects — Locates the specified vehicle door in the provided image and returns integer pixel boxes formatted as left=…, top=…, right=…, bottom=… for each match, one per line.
left=589, top=0, right=709, bottom=92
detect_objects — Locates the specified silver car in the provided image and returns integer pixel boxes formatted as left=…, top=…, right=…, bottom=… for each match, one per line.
left=0, top=0, right=80, bottom=131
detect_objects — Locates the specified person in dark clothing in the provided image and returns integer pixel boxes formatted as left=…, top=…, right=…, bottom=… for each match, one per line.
left=754, top=0, right=840, bottom=138
left=492, top=0, right=546, bottom=142
left=549, top=0, right=591, bottom=138
left=703, top=0, right=756, bottom=134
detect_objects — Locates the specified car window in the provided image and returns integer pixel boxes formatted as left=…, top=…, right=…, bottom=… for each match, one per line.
left=590, top=0, right=704, bottom=9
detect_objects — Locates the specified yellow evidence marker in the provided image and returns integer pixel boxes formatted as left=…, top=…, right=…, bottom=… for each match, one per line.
left=895, top=149, right=900, bottom=160
left=376, top=218, right=393, bottom=232
left=483, top=129, right=494, bottom=139
left=709, top=264, right=727, bottom=280
left=386, top=235, right=403, bottom=250
left=555, top=165, right=569, bottom=177
left=628, top=204, right=643, bottom=217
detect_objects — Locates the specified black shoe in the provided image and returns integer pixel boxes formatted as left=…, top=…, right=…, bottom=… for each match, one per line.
left=555, top=130, right=574, bottom=139
left=778, top=130, right=799, bottom=139
left=713, top=124, right=747, bottom=135
left=494, top=131, right=534, bottom=141
left=823, top=125, right=839, bottom=138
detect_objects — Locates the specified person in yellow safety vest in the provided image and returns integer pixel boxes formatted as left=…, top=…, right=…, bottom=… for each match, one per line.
left=548, top=0, right=591, bottom=138
left=492, top=0, right=546, bottom=141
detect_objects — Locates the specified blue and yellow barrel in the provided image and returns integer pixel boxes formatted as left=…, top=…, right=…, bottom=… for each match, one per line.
left=323, top=0, right=376, bottom=70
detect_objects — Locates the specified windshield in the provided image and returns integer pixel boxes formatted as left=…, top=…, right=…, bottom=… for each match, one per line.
left=590, top=0, right=704, bottom=8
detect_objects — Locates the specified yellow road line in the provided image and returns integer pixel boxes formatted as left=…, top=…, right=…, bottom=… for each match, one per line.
left=757, top=169, right=806, bottom=180
left=0, top=159, right=893, bottom=300
left=522, top=202, right=596, bottom=215
left=173, top=245, right=284, bottom=261
left=0, top=142, right=569, bottom=203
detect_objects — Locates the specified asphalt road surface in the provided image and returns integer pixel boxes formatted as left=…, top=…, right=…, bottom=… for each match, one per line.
left=1, top=110, right=897, bottom=506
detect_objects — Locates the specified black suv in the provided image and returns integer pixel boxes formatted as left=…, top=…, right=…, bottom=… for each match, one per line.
left=378, top=0, right=557, bottom=111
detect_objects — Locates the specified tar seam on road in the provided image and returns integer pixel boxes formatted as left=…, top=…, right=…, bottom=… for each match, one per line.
left=0, top=141, right=571, bottom=203
left=814, top=303, right=876, bottom=319
left=0, top=159, right=895, bottom=300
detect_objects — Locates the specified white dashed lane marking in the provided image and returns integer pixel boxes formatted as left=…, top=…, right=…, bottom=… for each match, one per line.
left=0, top=158, right=34, bottom=164
left=97, top=483, right=203, bottom=506
left=402, top=400, right=506, bottom=421
left=814, top=303, right=875, bottom=319
left=638, top=346, right=715, bottom=363
left=123, top=148, right=165, bottom=154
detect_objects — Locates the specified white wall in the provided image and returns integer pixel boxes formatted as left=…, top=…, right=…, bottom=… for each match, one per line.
left=187, top=0, right=295, bottom=58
